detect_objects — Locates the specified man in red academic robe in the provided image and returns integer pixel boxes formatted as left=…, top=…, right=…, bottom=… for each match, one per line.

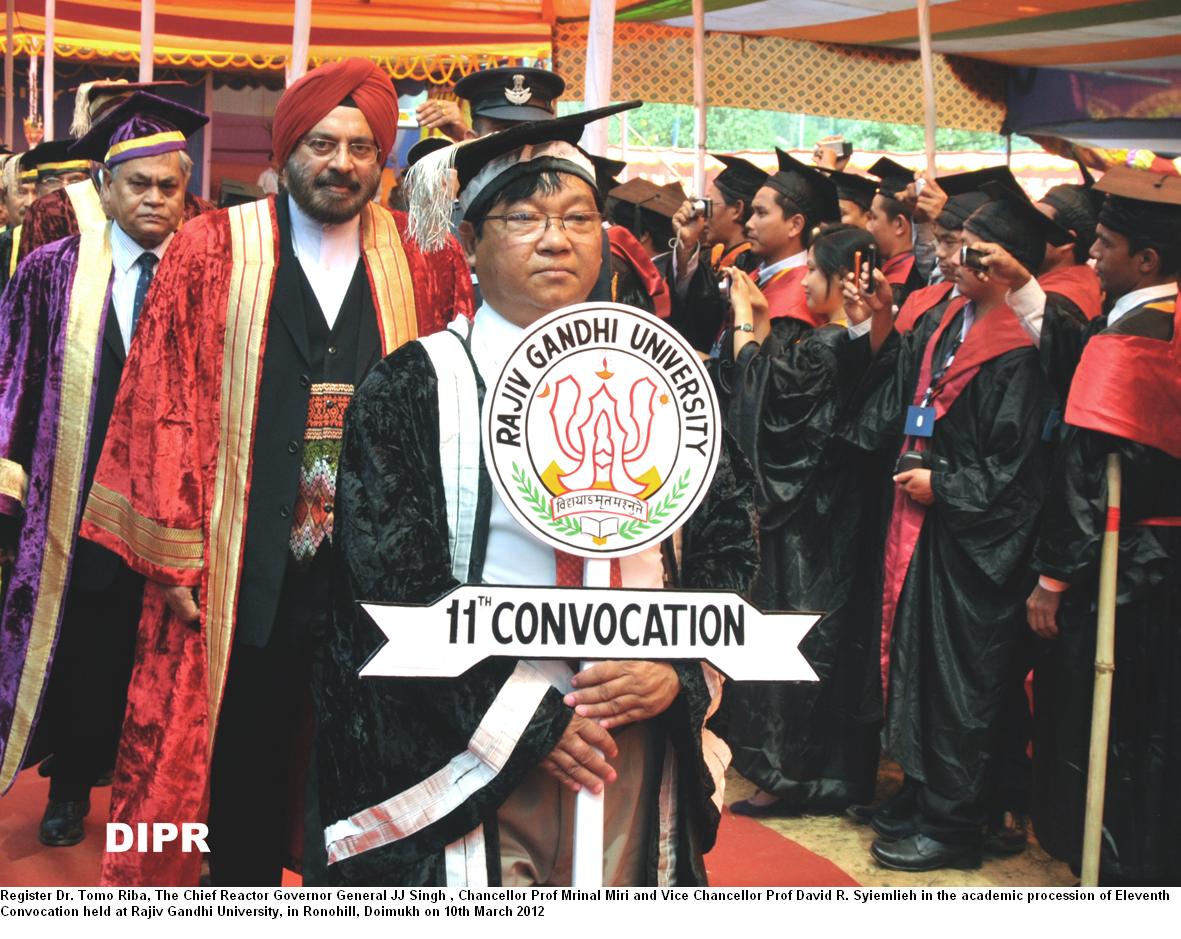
left=1034, top=182, right=1104, bottom=326
left=78, top=58, right=474, bottom=887
left=867, top=157, right=926, bottom=309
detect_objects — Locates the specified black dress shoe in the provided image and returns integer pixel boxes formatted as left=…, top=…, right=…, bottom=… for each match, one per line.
left=730, top=797, right=796, bottom=818
left=983, top=811, right=1028, bottom=855
left=871, top=834, right=982, bottom=872
left=871, top=811, right=919, bottom=842
left=39, top=799, right=89, bottom=847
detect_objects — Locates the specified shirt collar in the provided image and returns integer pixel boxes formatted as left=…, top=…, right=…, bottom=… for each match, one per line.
left=758, top=249, right=807, bottom=282
left=287, top=193, right=361, bottom=268
left=1108, top=282, right=1178, bottom=326
left=470, top=302, right=524, bottom=379
left=110, top=220, right=171, bottom=274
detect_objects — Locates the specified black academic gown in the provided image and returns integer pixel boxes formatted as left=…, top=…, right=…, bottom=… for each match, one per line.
left=665, top=244, right=759, bottom=354
left=842, top=308, right=1054, bottom=826
left=710, top=323, right=883, bottom=808
left=314, top=339, right=758, bottom=886
left=1031, top=305, right=1181, bottom=883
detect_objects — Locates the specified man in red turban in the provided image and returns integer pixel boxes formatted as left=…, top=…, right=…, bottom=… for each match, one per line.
left=78, top=58, right=475, bottom=886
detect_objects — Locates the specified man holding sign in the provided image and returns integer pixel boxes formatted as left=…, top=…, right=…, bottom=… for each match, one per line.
left=314, top=104, right=759, bottom=887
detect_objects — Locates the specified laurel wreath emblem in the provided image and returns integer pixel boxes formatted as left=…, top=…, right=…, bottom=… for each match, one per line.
left=617, top=469, right=692, bottom=541
left=513, top=463, right=583, bottom=536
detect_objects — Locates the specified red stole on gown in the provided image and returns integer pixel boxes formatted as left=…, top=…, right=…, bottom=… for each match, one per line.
left=1065, top=296, right=1181, bottom=460
left=882, top=249, right=916, bottom=287
left=1038, top=263, right=1103, bottom=322
left=78, top=197, right=472, bottom=886
left=606, top=224, right=671, bottom=319
left=895, top=281, right=954, bottom=333
left=763, top=264, right=825, bottom=327
left=877, top=297, right=1035, bottom=696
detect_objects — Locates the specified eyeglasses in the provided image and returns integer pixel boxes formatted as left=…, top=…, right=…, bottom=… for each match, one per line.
left=480, top=211, right=604, bottom=239
left=301, top=137, right=380, bottom=164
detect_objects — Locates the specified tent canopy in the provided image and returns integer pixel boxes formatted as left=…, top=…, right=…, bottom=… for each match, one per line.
left=557, top=0, right=1181, bottom=72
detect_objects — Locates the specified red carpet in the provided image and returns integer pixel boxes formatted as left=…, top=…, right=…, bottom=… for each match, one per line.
left=1, top=769, right=856, bottom=887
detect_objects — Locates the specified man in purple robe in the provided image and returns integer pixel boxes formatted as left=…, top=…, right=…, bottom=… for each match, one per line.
left=0, top=93, right=209, bottom=846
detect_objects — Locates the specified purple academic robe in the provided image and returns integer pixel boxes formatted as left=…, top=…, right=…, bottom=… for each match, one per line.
left=0, top=228, right=116, bottom=792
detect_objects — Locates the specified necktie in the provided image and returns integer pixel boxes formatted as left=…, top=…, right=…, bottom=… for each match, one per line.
left=130, top=252, right=158, bottom=338
left=554, top=549, right=622, bottom=587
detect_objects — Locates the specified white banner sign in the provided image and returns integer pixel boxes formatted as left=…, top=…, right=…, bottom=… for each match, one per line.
left=360, top=586, right=818, bottom=683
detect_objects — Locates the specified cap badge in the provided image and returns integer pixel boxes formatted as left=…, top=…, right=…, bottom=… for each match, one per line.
left=505, top=74, right=533, bottom=106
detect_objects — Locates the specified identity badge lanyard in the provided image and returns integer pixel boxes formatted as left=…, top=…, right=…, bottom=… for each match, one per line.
left=905, top=328, right=965, bottom=439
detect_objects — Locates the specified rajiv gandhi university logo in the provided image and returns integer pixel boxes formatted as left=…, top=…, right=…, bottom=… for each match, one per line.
left=483, top=302, right=720, bottom=559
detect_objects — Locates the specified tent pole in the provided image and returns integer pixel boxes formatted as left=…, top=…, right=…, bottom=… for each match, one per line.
left=43, top=0, right=53, bottom=139
left=580, top=0, right=615, bottom=155
left=691, top=0, right=705, bottom=197
left=201, top=71, right=213, bottom=202
left=1081, top=454, right=1122, bottom=886
left=289, top=0, right=312, bottom=86
left=916, top=0, right=937, bottom=177
left=139, top=0, right=155, bottom=82
left=5, top=0, right=13, bottom=147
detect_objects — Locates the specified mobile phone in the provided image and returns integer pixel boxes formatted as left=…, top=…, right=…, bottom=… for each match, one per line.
left=960, top=245, right=987, bottom=272
left=895, top=450, right=925, bottom=475
left=861, top=244, right=880, bottom=282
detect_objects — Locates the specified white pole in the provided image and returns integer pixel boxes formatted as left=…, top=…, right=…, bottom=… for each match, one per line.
left=201, top=71, right=213, bottom=201
left=43, top=0, right=53, bottom=139
left=289, top=0, right=312, bottom=86
left=581, top=0, right=616, bottom=155
left=5, top=0, right=13, bottom=147
left=572, top=557, right=611, bottom=888
left=139, top=0, right=156, bottom=83
left=916, top=0, right=937, bottom=177
left=691, top=0, right=706, bottom=197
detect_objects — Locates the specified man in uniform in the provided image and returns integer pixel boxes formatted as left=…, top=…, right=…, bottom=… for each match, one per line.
left=416, top=65, right=564, bottom=141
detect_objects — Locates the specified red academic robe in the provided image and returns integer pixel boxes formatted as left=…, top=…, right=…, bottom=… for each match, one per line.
left=895, top=281, right=954, bottom=333
left=78, top=197, right=473, bottom=886
left=606, top=224, right=671, bottom=319
left=1039, top=263, right=1103, bottom=322
left=764, top=265, right=825, bottom=327
left=882, top=249, right=916, bottom=287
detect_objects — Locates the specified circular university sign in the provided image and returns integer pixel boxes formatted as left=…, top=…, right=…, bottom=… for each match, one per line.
left=483, top=302, right=721, bottom=559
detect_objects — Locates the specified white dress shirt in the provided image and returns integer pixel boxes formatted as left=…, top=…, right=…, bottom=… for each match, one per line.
left=109, top=221, right=172, bottom=352
left=287, top=194, right=361, bottom=329
left=755, top=249, right=808, bottom=287
left=1009, top=277, right=1178, bottom=347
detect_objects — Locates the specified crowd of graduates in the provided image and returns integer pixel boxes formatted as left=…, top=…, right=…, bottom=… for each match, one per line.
left=0, top=62, right=1177, bottom=888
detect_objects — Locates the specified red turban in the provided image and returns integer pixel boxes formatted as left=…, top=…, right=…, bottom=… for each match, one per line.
left=272, top=58, right=398, bottom=165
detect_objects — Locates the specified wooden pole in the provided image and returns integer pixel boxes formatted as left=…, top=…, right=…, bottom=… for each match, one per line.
left=1080, top=453, right=1122, bottom=886
left=201, top=71, right=213, bottom=202
left=581, top=0, right=615, bottom=155
left=915, top=0, right=937, bottom=177
left=43, top=0, right=53, bottom=140
left=571, top=557, right=611, bottom=888
left=5, top=0, right=13, bottom=147
left=289, top=0, right=312, bottom=86
left=139, top=0, right=156, bottom=82
left=691, top=0, right=706, bottom=197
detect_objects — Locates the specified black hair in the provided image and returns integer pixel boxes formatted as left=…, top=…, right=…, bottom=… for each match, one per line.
left=810, top=223, right=876, bottom=297
left=472, top=169, right=604, bottom=239
left=1126, top=231, right=1181, bottom=278
left=714, top=176, right=753, bottom=223
left=772, top=190, right=817, bottom=248
left=876, top=192, right=913, bottom=223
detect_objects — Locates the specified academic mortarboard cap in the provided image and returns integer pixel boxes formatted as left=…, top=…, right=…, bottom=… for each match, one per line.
left=582, top=151, right=628, bottom=193
left=406, top=136, right=451, bottom=168
left=406, top=99, right=642, bottom=251
left=823, top=169, right=877, bottom=210
left=711, top=153, right=767, bottom=203
left=936, top=165, right=1019, bottom=199
left=763, top=148, right=840, bottom=224
left=609, top=177, right=686, bottom=219
left=868, top=156, right=916, bottom=195
left=979, top=180, right=1073, bottom=246
left=70, top=91, right=208, bottom=166
left=1094, top=164, right=1181, bottom=207
left=22, top=138, right=90, bottom=178
left=453, top=66, right=565, bottom=123
left=73, top=80, right=187, bottom=135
